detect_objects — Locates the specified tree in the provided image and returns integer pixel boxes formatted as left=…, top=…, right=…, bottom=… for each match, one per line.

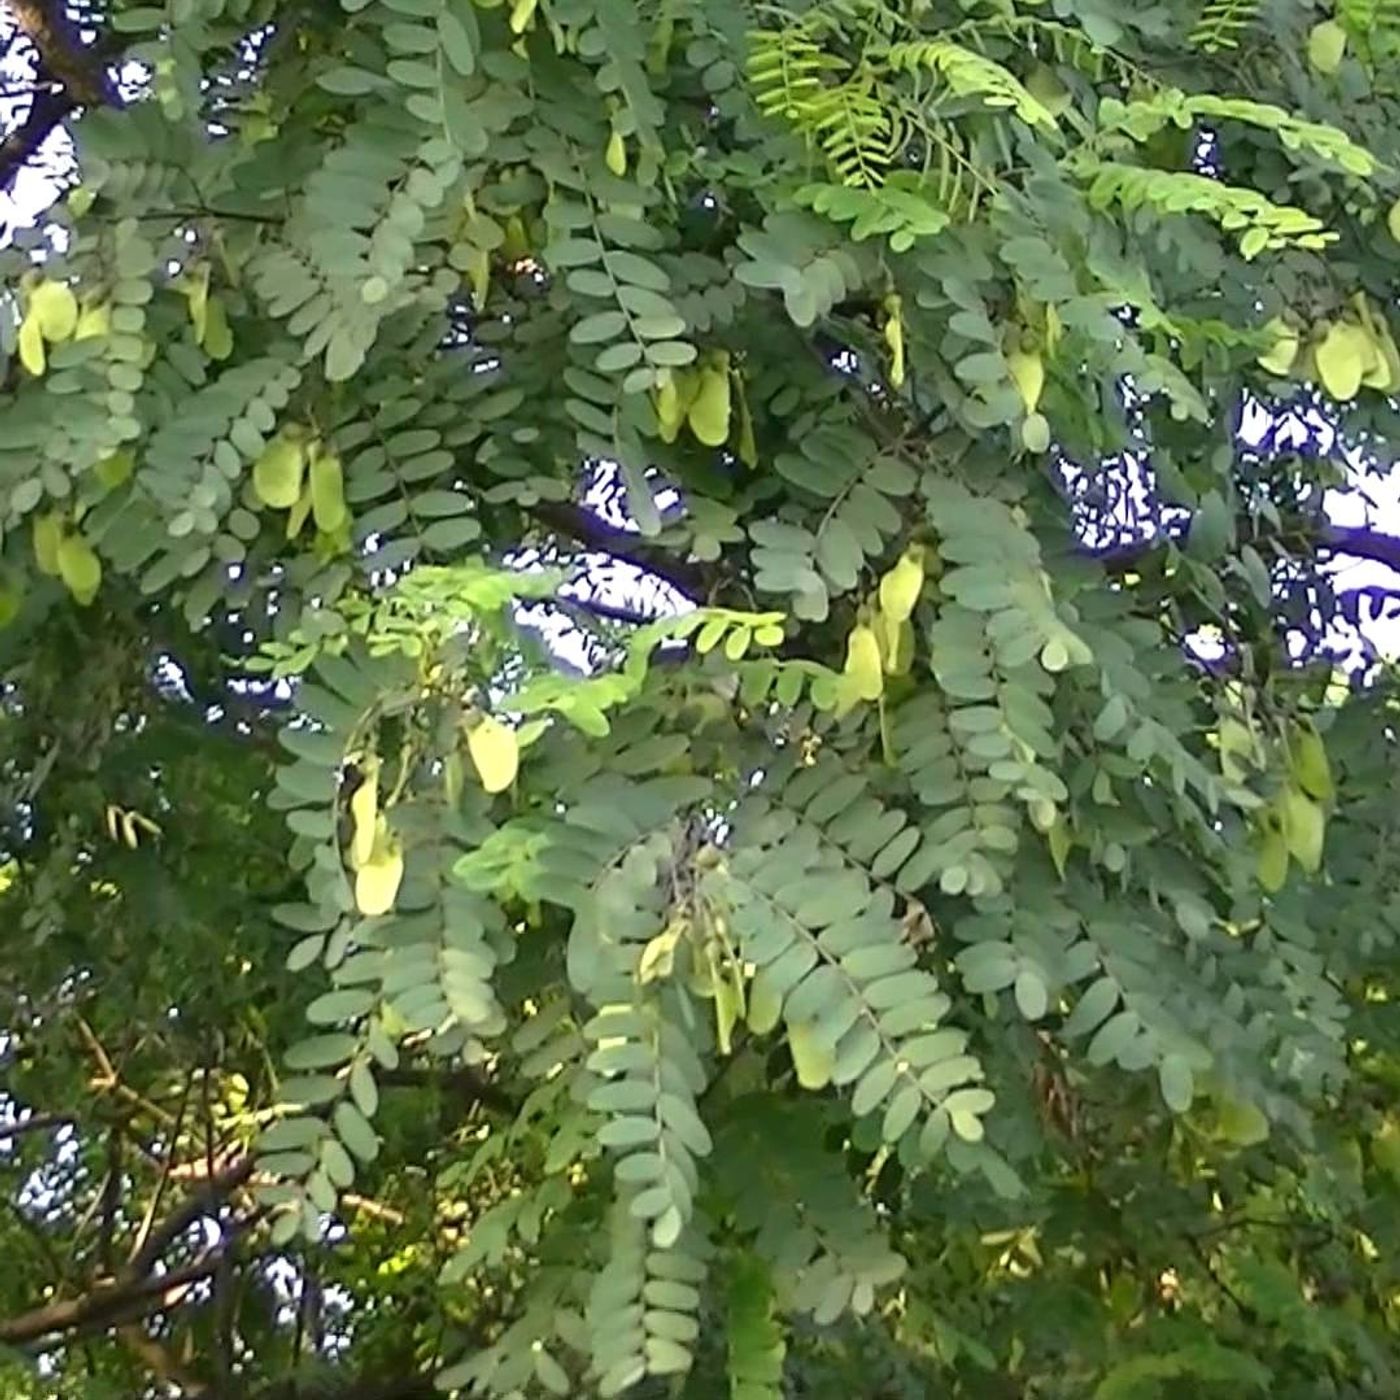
left=2, top=0, right=1399, bottom=1394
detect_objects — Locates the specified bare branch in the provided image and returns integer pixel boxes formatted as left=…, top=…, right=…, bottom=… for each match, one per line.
left=118, top=1325, right=212, bottom=1397
left=125, top=1155, right=253, bottom=1279
left=531, top=500, right=710, bottom=598
left=1, top=0, right=113, bottom=194
left=0, top=1111, right=72, bottom=1144
left=0, top=1254, right=225, bottom=1347
left=1319, top=522, right=1400, bottom=575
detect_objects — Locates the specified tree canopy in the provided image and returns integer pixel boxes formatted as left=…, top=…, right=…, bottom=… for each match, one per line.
left=2, top=0, right=1400, bottom=1395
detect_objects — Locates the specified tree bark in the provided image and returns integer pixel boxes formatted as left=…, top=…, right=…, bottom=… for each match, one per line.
left=0, top=1156, right=253, bottom=1346
left=1, top=0, right=112, bottom=194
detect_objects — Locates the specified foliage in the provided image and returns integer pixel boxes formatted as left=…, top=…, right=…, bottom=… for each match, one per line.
left=1, top=0, right=1400, bottom=1396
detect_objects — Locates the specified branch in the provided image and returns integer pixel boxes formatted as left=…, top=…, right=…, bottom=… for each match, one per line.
left=531, top=500, right=710, bottom=598
left=376, top=1064, right=515, bottom=1114
left=0, top=1254, right=225, bottom=1347
left=118, top=1325, right=212, bottom=1397
left=1, top=0, right=112, bottom=194
left=0, top=1157, right=255, bottom=1347
left=0, top=1111, right=72, bottom=1144
left=1318, top=522, right=1400, bottom=575
left=125, top=1154, right=253, bottom=1278
left=1087, top=516, right=1400, bottom=580
left=253, top=1374, right=439, bottom=1400
left=0, top=86, right=72, bottom=193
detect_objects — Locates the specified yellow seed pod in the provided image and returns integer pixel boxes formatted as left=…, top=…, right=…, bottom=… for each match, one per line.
left=56, top=533, right=102, bottom=606
left=653, top=370, right=684, bottom=443
left=1307, top=19, right=1346, bottom=75
left=204, top=296, right=233, bottom=360
left=33, top=512, right=64, bottom=576
left=605, top=129, right=627, bottom=177
left=885, top=616, right=915, bottom=676
left=467, top=715, right=519, bottom=794
left=1390, top=198, right=1400, bottom=244
left=734, top=370, right=758, bottom=468
left=349, top=765, right=379, bottom=869
left=1007, top=347, right=1045, bottom=414
left=1280, top=786, right=1325, bottom=874
left=252, top=434, right=307, bottom=510
left=688, top=362, right=731, bottom=447
left=30, top=281, right=79, bottom=342
left=286, top=482, right=314, bottom=540
left=1024, top=61, right=1071, bottom=118
left=355, top=828, right=404, bottom=917
left=786, top=1019, right=834, bottom=1091
left=1289, top=720, right=1333, bottom=802
left=1314, top=320, right=1369, bottom=402
left=501, top=215, right=530, bottom=261
left=882, top=294, right=905, bottom=389
left=309, top=447, right=347, bottom=533
left=878, top=545, right=925, bottom=624
left=509, top=0, right=538, bottom=34
left=1360, top=312, right=1400, bottom=392
left=1255, top=818, right=1288, bottom=893
left=713, top=975, right=741, bottom=1056
left=746, top=974, right=780, bottom=1035
left=844, top=621, right=884, bottom=701
left=18, top=316, right=46, bottom=376
left=463, top=245, right=490, bottom=311
left=1256, top=316, right=1299, bottom=377
left=74, top=301, right=111, bottom=341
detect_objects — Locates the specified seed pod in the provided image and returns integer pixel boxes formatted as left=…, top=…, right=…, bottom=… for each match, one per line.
left=653, top=371, right=684, bottom=443
left=467, top=715, right=519, bottom=794
left=1255, top=815, right=1288, bottom=893
left=882, top=295, right=906, bottom=389
left=253, top=435, right=307, bottom=510
left=687, top=363, right=731, bottom=447
left=787, top=1019, right=834, bottom=1091
left=1007, top=347, right=1045, bottom=413
left=355, top=828, right=404, bottom=917
left=29, top=281, right=79, bottom=341
left=1281, top=786, right=1325, bottom=873
left=32, top=512, right=64, bottom=576
left=844, top=621, right=884, bottom=701
left=349, top=766, right=378, bottom=869
left=310, top=447, right=348, bottom=533
left=1307, top=19, right=1346, bottom=75
left=1314, top=320, right=1368, bottom=401
left=1256, top=316, right=1299, bottom=376
left=56, top=533, right=101, bottom=606
left=605, top=129, right=627, bottom=177
left=878, top=545, right=925, bottom=624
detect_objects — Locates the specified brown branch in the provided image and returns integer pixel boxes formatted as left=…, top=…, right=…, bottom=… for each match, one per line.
left=531, top=500, right=711, bottom=598
left=1, top=0, right=112, bottom=194
left=0, top=1110, right=72, bottom=1144
left=376, top=1064, right=515, bottom=1115
left=97, top=1123, right=125, bottom=1273
left=0, top=1254, right=224, bottom=1347
left=128, top=1075, right=194, bottom=1268
left=342, top=1193, right=406, bottom=1226
left=125, top=1154, right=253, bottom=1278
left=253, top=1374, right=438, bottom=1400
left=1319, top=521, right=1400, bottom=575
left=118, top=1325, right=211, bottom=1397
left=1090, top=515, right=1400, bottom=582
left=0, top=1156, right=256, bottom=1347
left=0, top=86, right=72, bottom=191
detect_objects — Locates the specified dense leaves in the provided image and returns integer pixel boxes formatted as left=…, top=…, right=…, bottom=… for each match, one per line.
left=2, top=0, right=1400, bottom=1396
